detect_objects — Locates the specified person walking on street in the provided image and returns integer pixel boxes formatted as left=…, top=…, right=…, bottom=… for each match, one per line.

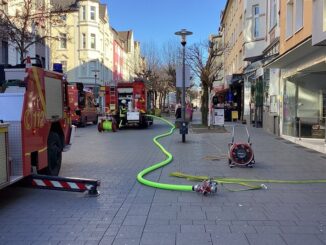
left=119, top=100, right=127, bottom=127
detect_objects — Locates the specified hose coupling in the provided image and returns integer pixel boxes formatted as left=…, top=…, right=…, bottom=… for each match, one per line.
left=193, top=180, right=218, bottom=195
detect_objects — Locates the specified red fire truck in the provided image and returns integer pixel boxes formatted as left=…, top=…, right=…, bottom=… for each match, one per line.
left=101, top=79, right=153, bottom=128
left=68, top=83, right=98, bottom=127
left=0, top=61, right=75, bottom=190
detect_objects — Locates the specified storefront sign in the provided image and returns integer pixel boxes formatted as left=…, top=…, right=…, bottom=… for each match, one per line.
left=214, top=108, right=224, bottom=126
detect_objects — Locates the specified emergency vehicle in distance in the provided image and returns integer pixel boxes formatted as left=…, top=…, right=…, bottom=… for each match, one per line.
left=68, top=83, right=98, bottom=127
left=0, top=59, right=75, bottom=190
left=101, top=79, right=153, bottom=128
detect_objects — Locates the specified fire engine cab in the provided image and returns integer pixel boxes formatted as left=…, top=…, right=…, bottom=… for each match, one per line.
left=0, top=60, right=75, bottom=190
left=102, top=79, right=153, bottom=128
left=68, top=83, right=98, bottom=127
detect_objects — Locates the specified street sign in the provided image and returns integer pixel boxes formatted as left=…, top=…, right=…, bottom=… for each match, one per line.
left=176, top=65, right=191, bottom=88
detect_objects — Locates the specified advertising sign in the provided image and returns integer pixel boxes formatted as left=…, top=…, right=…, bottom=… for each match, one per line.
left=214, top=108, right=224, bottom=126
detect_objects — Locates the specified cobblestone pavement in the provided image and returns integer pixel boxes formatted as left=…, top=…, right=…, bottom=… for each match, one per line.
left=1, top=111, right=326, bottom=245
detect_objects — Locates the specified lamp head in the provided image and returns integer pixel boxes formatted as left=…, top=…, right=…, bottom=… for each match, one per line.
left=175, top=29, right=193, bottom=46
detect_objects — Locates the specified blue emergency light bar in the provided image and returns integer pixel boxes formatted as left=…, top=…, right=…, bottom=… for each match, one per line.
left=53, top=63, right=63, bottom=73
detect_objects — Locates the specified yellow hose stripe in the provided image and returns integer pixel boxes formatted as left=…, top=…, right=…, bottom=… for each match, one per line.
left=170, top=171, right=326, bottom=191
left=25, top=147, right=48, bottom=156
left=32, top=67, right=46, bottom=112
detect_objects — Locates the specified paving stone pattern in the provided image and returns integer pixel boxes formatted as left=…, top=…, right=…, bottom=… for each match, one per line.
left=1, top=111, right=326, bottom=244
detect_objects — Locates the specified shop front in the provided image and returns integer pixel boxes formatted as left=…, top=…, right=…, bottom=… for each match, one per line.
left=268, top=38, right=326, bottom=144
left=225, top=74, right=243, bottom=122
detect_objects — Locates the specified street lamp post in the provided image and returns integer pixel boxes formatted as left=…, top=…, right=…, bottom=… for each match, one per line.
left=92, top=69, right=100, bottom=99
left=175, top=29, right=192, bottom=143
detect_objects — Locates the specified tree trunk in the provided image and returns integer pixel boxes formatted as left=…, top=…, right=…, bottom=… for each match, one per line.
left=201, top=84, right=209, bottom=126
left=153, top=91, right=157, bottom=108
left=158, top=92, right=162, bottom=109
left=20, top=50, right=25, bottom=64
left=176, top=88, right=181, bottom=104
left=162, top=92, right=167, bottom=110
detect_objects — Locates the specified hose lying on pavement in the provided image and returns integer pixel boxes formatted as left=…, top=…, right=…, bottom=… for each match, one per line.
left=137, top=115, right=217, bottom=195
left=136, top=115, right=326, bottom=193
left=169, top=172, right=326, bottom=191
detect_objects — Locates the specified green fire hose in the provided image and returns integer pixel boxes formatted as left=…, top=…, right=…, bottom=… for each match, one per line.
left=136, top=115, right=193, bottom=192
left=137, top=115, right=326, bottom=193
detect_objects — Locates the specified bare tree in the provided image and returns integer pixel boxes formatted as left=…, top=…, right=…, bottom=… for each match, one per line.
left=0, top=0, right=75, bottom=64
left=187, top=41, right=224, bottom=126
left=161, top=40, right=180, bottom=104
left=138, top=41, right=162, bottom=109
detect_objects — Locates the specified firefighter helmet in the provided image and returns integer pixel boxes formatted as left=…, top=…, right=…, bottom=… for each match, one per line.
left=121, top=99, right=126, bottom=104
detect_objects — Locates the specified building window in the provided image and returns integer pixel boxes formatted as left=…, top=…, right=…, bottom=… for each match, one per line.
left=295, top=0, right=303, bottom=31
left=1, top=41, right=8, bottom=64
left=59, top=33, right=67, bottom=49
left=253, top=5, right=260, bottom=38
left=286, top=0, right=294, bottom=38
left=270, top=0, right=277, bottom=29
left=60, top=14, right=67, bottom=22
left=82, top=33, right=86, bottom=49
left=323, top=0, right=326, bottom=31
left=91, top=34, right=96, bottom=49
left=90, top=6, right=96, bottom=21
left=82, top=6, right=86, bottom=20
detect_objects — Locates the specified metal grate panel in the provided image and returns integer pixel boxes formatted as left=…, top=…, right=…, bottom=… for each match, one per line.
left=7, top=121, right=23, bottom=176
left=0, top=133, right=8, bottom=185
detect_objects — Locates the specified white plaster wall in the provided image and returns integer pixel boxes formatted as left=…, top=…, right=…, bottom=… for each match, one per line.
left=312, top=0, right=326, bottom=45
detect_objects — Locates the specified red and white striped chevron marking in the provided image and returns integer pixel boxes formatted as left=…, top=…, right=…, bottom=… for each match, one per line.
left=32, top=179, right=93, bottom=191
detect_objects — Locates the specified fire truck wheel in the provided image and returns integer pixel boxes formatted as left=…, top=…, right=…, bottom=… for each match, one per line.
left=97, top=122, right=103, bottom=132
left=112, top=122, right=117, bottom=132
left=81, top=117, right=87, bottom=127
left=93, top=116, right=98, bottom=125
left=45, top=132, right=62, bottom=176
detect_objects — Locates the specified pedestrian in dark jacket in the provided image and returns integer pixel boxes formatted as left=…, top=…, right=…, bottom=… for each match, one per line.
left=175, top=104, right=181, bottom=119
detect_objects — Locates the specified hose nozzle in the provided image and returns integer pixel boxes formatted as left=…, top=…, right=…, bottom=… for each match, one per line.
left=193, top=180, right=218, bottom=195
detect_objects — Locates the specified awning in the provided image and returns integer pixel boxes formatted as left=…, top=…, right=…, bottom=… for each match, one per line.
left=230, top=74, right=243, bottom=84
left=213, top=84, right=229, bottom=94
left=264, top=37, right=326, bottom=69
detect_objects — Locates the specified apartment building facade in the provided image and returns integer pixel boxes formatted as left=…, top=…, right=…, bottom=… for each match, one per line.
left=50, top=0, right=142, bottom=91
left=209, top=34, right=224, bottom=91
left=0, top=0, right=8, bottom=65
left=220, top=0, right=245, bottom=121
left=242, top=0, right=268, bottom=127
left=267, top=0, right=326, bottom=152
left=0, top=0, right=50, bottom=67
left=50, top=0, right=114, bottom=89
left=262, top=0, right=281, bottom=135
left=220, top=0, right=269, bottom=123
left=267, top=0, right=326, bottom=151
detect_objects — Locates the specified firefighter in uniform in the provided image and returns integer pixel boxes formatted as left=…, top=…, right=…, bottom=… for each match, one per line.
left=119, top=100, right=127, bottom=127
